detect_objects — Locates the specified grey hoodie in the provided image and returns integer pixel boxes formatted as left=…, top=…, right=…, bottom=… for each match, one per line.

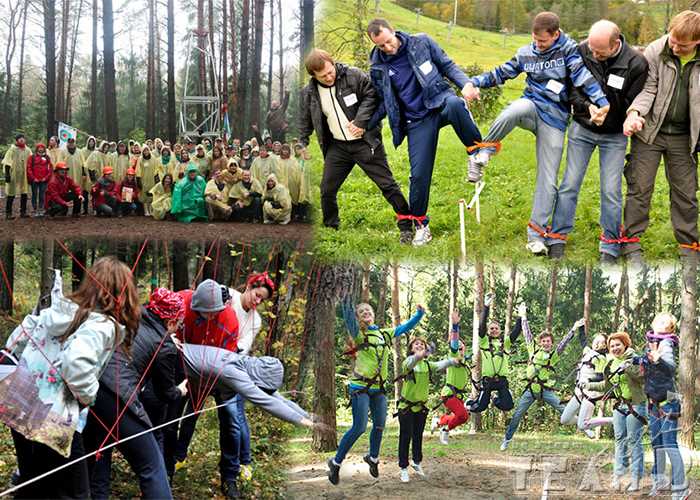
left=183, top=344, right=308, bottom=424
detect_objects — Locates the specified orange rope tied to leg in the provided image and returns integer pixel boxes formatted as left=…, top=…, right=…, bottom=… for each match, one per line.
left=466, top=141, right=502, bottom=154
left=680, top=242, right=700, bottom=252
left=527, top=221, right=568, bottom=241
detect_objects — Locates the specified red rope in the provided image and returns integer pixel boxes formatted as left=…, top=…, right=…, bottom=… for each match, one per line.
left=0, top=259, right=13, bottom=313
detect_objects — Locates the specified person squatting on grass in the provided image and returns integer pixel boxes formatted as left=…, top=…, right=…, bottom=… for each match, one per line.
left=45, top=161, right=84, bottom=217
left=621, top=10, right=700, bottom=264
left=547, top=20, right=648, bottom=262
left=430, top=310, right=472, bottom=445
left=500, top=310, right=584, bottom=450
left=366, top=18, right=483, bottom=247
left=326, top=300, right=425, bottom=485
left=466, top=293, right=523, bottom=414
left=394, top=336, right=457, bottom=483
left=463, top=12, right=611, bottom=256
left=298, top=48, right=414, bottom=243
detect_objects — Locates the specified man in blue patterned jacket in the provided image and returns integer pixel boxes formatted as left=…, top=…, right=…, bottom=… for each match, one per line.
left=463, top=12, right=610, bottom=256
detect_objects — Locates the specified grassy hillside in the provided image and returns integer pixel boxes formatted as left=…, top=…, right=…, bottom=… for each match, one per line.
left=310, top=0, right=678, bottom=264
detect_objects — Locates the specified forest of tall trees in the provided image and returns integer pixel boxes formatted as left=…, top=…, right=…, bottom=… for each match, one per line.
left=0, top=0, right=317, bottom=145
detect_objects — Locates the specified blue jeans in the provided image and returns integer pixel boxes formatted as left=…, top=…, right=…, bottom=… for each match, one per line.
left=30, top=181, right=47, bottom=211
left=612, top=404, right=647, bottom=480
left=232, top=394, right=251, bottom=467
left=406, top=95, right=482, bottom=222
left=649, top=400, right=686, bottom=490
left=334, top=387, right=387, bottom=463
left=504, top=388, right=564, bottom=440
left=550, top=121, right=627, bottom=256
left=483, top=98, right=565, bottom=244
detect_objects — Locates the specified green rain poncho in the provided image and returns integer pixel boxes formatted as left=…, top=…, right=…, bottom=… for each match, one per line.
left=171, top=163, right=207, bottom=223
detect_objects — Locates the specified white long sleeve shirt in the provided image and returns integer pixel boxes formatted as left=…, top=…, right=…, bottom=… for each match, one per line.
left=230, top=288, right=262, bottom=355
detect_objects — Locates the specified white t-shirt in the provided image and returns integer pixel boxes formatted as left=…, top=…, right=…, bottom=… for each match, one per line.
left=230, top=288, right=262, bottom=355
left=317, top=83, right=352, bottom=142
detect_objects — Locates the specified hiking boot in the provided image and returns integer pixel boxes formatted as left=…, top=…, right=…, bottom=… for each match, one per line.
left=327, top=458, right=340, bottom=485
left=430, top=416, right=439, bottom=434
left=221, top=480, right=240, bottom=499
left=600, top=252, right=617, bottom=265
left=411, top=462, right=425, bottom=477
left=467, top=150, right=491, bottom=183
left=399, top=468, right=410, bottom=483
left=412, top=224, right=432, bottom=246
left=526, top=241, right=547, bottom=256
left=548, top=243, right=565, bottom=260
left=400, top=229, right=414, bottom=245
left=500, top=438, right=512, bottom=451
left=439, top=428, right=450, bottom=445
left=363, top=455, right=379, bottom=478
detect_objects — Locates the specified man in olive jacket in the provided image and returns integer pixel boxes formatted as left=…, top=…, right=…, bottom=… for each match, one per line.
left=299, top=48, right=413, bottom=243
left=622, top=10, right=700, bottom=262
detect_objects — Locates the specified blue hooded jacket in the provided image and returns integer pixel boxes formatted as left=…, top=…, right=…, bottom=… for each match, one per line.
left=469, top=31, right=609, bottom=131
left=368, top=31, right=470, bottom=147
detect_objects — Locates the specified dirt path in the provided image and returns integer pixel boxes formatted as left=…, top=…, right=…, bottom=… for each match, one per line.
left=285, top=440, right=697, bottom=499
left=0, top=212, right=313, bottom=243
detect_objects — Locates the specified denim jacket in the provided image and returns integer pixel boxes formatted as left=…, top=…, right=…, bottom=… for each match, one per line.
left=368, top=31, right=469, bottom=147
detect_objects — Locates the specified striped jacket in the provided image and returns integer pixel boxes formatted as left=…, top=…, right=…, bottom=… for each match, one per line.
left=469, top=31, right=609, bottom=131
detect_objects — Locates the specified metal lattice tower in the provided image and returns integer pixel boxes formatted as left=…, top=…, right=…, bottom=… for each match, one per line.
left=179, top=29, right=221, bottom=139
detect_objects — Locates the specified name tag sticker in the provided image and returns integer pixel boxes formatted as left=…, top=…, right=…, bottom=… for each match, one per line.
left=608, top=74, right=625, bottom=89
left=419, top=60, right=433, bottom=75
left=546, top=79, right=564, bottom=94
left=343, top=93, right=358, bottom=106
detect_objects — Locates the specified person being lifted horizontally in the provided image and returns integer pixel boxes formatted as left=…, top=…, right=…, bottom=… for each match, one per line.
left=463, top=12, right=610, bottom=256
left=367, top=18, right=483, bottom=246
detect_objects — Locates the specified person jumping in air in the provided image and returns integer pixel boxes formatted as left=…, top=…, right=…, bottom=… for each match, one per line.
left=395, top=337, right=458, bottom=483
left=560, top=332, right=607, bottom=438
left=463, top=11, right=610, bottom=256
left=500, top=311, right=584, bottom=451
left=466, top=294, right=523, bottom=414
left=327, top=301, right=425, bottom=485
left=431, top=310, right=472, bottom=445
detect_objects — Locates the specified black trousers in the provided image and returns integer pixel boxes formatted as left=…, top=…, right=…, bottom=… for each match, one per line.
left=230, top=198, right=262, bottom=223
left=397, top=409, right=428, bottom=468
left=321, top=139, right=411, bottom=231
left=47, top=193, right=80, bottom=217
left=12, top=429, right=90, bottom=499
left=468, top=376, right=514, bottom=413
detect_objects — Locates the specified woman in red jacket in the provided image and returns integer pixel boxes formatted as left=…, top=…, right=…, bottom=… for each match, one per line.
left=116, top=167, right=143, bottom=216
left=26, top=142, right=52, bottom=217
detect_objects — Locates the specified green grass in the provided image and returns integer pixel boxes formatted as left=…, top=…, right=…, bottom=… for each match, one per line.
left=310, top=0, right=681, bottom=264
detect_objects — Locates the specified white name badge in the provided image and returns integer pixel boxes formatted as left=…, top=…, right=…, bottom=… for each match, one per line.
left=419, top=60, right=433, bottom=75
left=343, top=93, right=358, bottom=106
left=546, top=79, right=564, bottom=94
left=608, top=74, right=625, bottom=90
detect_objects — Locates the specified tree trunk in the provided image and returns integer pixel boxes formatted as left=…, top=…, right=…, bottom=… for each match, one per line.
left=277, top=0, right=283, bottom=97
left=167, top=0, right=176, bottom=143
left=375, top=265, right=388, bottom=328
left=614, top=264, right=625, bottom=330
left=249, top=0, right=265, bottom=132
left=221, top=0, right=228, bottom=118
left=504, top=264, right=517, bottom=336
left=2, top=0, right=21, bottom=141
left=208, top=0, right=216, bottom=99
left=71, top=239, right=87, bottom=292
left=55, top=0, right=70, bottom=122
left=197, top=0, right=207, bottom=116
left=583, top=264, right=592, bottom=334
left=237, top=0, right=250, bottom=137
left=173, top=241, right=189, bottom=291
left=267, top=0, right=274, bottom=111
left=0, top=240, right=13, bottom=314
left=471, top=259, right=484, bottom=432
left=391, top=262, right=403, bottom=401
left=65, top=0, right=84, bottom=123
left=621, top=264, right=630, bottom=331
left=361, top=261, right=370, bottom=303
left=678, top=256, right=697, bottom=449
left=15, top=0, right=28, bottom=131
left=302, top=0, right=314, bottom=59
left=40, top=240, right=55, bottom=311
left=90, top=0, right=98, bottom=133
left=229, top=0, right=238, bottom=133
left=154, top=0, right=162, bottom=136
left=150, top=239, right=159, bottom=292
left=103, top=0, right=118, bottom=140
left=545, top=264, right=558, bottom=334
left=146, top=0, right=156, bottom=138
left=45, top=0, right=57, bottom=139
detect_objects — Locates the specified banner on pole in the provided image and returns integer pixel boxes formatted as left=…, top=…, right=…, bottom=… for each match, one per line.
left=58, top=122, right=77, bottom=147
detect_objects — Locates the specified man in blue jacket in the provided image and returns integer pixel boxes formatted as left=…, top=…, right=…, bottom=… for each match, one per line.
left=463, top=12, right=610, bottom=256
left=367, top=18, right=483, bottom=246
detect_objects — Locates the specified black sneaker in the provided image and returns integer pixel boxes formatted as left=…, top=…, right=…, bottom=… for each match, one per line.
left=327, top=458, right=340, bottom=485
left=221, top=480, right=240, bottom=499
left=399, top=229, right=413, bottom=245
left=600, top=252, right=617, bottom=264
left=548, top=243, right=565, bottom=260
left=363, top=454, right=379, bottom=478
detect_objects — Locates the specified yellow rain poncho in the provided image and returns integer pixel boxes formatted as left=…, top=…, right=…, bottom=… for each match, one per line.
left=2, top=144, right=31, bottom=196
left=262, top=173, right=292, bottom=225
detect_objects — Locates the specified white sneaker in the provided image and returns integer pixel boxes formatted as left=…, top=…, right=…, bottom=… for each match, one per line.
left=412, top=224, right=432, bottom=246
left=628, top=477, right=640, bottom=492
left=430, top=416, right=439, bottom=434
left=672, top=487, right=692, bottom=500
left=610, top=474, right=623, bottom=491
left=400, top=468, right=410, bottom=483
left=467, top=150, right=491, bottom=183
left=411, top=462, right=425, bottom=477
left=500, top=438, right=511, bottom=451
left=526, top=240, right=548, bottom=255
left=583, top=428, right=596, bottom=439
left=439, top=428, right=449, bottom=445
left=649, top=475, right=670, bottom=496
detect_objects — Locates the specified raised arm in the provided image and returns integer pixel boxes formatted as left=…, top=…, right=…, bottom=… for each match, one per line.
left=557, top=318, right=585, bottom=355
left=478, top=296, right=492, bottom=338
left=449, top=310, right=460, bottom=352
left=394, top=305, right=425, bottom=337
left=341, top=297, right=360, bottom=339
left=522, top=313, right=533, bottom=346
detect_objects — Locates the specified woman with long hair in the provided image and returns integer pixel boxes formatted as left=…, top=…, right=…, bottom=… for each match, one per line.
left=0, top=257, right=139, bottom=499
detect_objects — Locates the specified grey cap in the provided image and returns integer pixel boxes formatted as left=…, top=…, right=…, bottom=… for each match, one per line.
left=191, top=279, right=225, bottom=313
left=247, top=356, right=284, bottom=391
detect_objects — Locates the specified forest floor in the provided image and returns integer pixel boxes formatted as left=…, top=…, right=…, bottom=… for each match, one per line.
left=285, top=424, right=700, bottom=499
left=0, top=199, right=313, bottom=243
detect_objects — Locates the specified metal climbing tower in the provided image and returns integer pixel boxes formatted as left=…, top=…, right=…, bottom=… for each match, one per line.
left=179, top=29, right=221, bottom=139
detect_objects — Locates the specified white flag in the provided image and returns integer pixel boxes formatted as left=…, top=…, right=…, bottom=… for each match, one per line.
left=57, top=121, right=77, bottom=147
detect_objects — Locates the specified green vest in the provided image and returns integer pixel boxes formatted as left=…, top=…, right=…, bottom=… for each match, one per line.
left=350, top=328, right=393, bottom=390
left=441, top=351, right=470, bottom=398
left=399, top=358, right=436, bottom=412
left=480, top=334, right=511, bottom=377
left=525, top=345, right=559, bottom=394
